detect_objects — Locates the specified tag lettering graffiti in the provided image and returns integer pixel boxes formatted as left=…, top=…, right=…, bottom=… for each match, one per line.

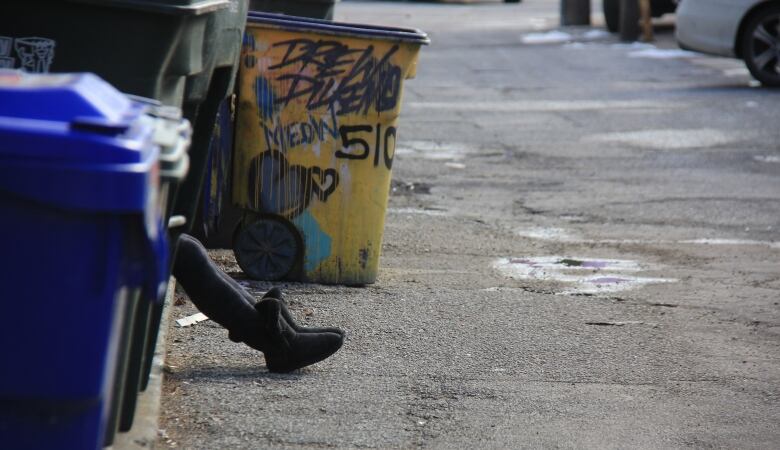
left=14, top=37, right=55, bottom=73
left=262, top=109, right=340, bottom=152
left=0, top=36, right=56, bottom=72
left=268, top=38, right=402, bottom=115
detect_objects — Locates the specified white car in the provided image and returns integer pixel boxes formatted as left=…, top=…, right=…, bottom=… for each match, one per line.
left=676, top=0, right=780, bottom=86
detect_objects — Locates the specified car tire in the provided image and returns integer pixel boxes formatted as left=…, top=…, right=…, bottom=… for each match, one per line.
left=604, top=0, right=620, bottom=33
left=740, top=5, right=780, bottom=87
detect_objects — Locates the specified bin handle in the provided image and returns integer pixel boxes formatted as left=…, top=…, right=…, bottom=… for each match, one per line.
left=158, top=129, right=191, bottom=164
left=160, top=154, right=190, bottom=181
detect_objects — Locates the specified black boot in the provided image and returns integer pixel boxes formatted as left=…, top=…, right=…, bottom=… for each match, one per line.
left=173, top=234, right=343, bottom=372
left=262, top=287, right=346, bottom=337
left=247, top=297, right=343, bottom=373
left=209, top=266, right=345, bottom=338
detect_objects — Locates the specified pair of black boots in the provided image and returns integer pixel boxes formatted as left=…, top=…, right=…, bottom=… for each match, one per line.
left=173, top=234, right=344, bottom=373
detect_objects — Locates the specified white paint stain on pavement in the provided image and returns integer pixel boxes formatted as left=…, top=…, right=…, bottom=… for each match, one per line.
left=445, top=162, right=467, bottom=170
left=754, top=155, right=780, bottom=163
left=516, top=227, right=580, bottom=241
left=679, top=239, right=780, bottom=250
left=407, top=100, right=682, bottom=113
left=521, top=30, right=572, bottom=44
left=529, top=17, right=552, bottom=30
left=516, top=227, right=655, bottom=245
left=387, top=207, right=449, bottom=217
left=610, top=42, right=655, bottom=50
left=628, top=48, right=701, bottom=59
left=493, top=256, right=676, bottom=295
left=563, top=42, right=589, bottom=50
left=522, top=29, right=609, bottom=45
left=497, top=256, right=643, bottom=276
left=395, top=140, right=478, bottom=161
left=583, top=29, right=611, bottom=40
left=515, top=227, right=780, bottom=249
left=724, top=67, right=751, bottom=77
left=585, top=128, right=740, bottom=150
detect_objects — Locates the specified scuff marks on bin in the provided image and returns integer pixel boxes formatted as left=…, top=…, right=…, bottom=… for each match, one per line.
left=493, top=256, right=676, bottom=295
left=359, top=247, right=370, bottom=269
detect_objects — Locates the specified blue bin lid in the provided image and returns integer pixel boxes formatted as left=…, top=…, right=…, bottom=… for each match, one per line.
left=0, top=71, right=159, bottom=212
left=247, top=11, right=430, bottom=45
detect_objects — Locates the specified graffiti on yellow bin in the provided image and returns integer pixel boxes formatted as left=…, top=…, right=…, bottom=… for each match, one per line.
left=234, top=23, right=424, bottom=284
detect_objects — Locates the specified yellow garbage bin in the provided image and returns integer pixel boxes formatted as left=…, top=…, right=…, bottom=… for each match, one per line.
left=232, top=13, right=428, bottom=284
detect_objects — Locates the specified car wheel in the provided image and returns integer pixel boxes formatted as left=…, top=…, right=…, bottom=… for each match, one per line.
left=604, top=0, right=620, bottom=33
left=740, top=5, right=780, bottom=87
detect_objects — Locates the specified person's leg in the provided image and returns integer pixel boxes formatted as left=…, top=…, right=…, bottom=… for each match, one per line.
left=173, top=234, right=343, bottom=372
left=173, top=234, right=256, bottom=341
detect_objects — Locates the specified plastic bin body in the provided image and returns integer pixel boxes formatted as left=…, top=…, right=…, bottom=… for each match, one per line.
left=112, top=101, right=190, bottom=437
left=172, top=0, right=248, bottom=238
left=136, top=2, right=248, bottom=420
left=185, top=0, right=250, bottom=107
left=0, top=72, right=167, bottom=450
left=199, top=98, right=237, bottom=244
left=232, top=14, right=428, bottom=284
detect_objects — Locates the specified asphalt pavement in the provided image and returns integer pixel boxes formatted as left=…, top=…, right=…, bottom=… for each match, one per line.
left=158, top=1, right=780, bottom=448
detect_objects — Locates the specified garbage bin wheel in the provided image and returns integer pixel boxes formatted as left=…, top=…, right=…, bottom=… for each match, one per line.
left=233, top=215, right=301, bottom=280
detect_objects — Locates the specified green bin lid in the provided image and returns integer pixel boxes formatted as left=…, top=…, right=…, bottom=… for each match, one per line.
left=71, top=0, right=230, bottom=15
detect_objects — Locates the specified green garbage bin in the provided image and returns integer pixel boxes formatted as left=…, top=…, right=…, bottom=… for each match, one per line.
left=116, top=0, right=253, bottom=434
left=0, top=0, right=229, bottom=107
left=171, top=0, right=249, bottom=240
left=138, top=0, right=251, bottom=402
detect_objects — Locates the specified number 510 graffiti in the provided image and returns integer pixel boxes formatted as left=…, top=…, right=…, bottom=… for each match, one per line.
left=335, top=124, right=396, bottom=170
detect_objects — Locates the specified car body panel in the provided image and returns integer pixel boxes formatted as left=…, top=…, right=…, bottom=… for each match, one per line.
left=676, top=0, right=770, bottom=57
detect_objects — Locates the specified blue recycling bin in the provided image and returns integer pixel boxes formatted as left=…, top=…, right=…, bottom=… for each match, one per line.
left=0, top=71, right=169, bottom=450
